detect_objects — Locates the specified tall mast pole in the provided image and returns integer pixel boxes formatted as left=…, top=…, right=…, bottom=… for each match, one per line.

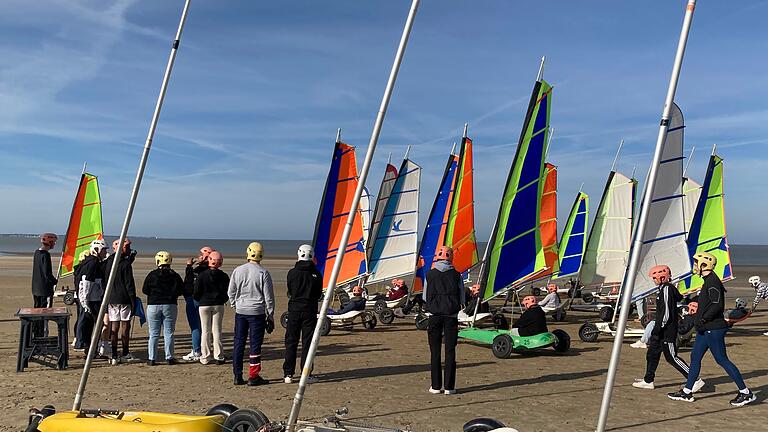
left=683, top=145, right=696, bottom=177
left=336, top=128, right=342, bottom=143
left=286, top=0, right=421, bottom=429
left=73, top=0, right=192, bottom=411
left=596, top=1, right=697, bottom=430
left=462, top=122, right=468, bottom=139
left=711, top=143, right=717, bottom=155
left=611, top=139, right=624, bottom=172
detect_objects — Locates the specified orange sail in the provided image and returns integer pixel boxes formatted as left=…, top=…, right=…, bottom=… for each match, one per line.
left=60, top=173, right=104, bottom=277
left=540, top=163, right=558, bottom=276
left=445, top=137, right=479, bottom=273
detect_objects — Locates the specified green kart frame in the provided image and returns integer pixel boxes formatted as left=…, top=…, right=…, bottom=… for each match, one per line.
left=458, top=327, right=571, bottom=359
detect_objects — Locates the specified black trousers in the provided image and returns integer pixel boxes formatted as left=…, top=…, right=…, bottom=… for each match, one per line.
left=32, top=295, right=51, bottom=337
left=644, top=338, right=690, bottom=383
left=75, top=300, right=101, bottom=350
left=283, top=311, right=317, bottom=377
left=428, top=315, right=458, bottom=391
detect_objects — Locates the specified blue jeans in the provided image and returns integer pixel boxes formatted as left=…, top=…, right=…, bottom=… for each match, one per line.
left=233, top=314, right=266, bottom=379
left=147, top=304, right=178, bottom=361
left=184, top=295, right=201, bottom=353
left=686, top=328, right=746, bottom=391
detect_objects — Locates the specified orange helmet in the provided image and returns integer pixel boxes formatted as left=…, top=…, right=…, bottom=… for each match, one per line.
left=208, top=251, right=223, bottom=269
left=648, top=265, right=672, bottom=285
left=40, top=233, right=58, bottom=248
left=351, top=285, right=363, bottom=296
left=687, top=302, right=698, bottom=315
left=546, top=283, right=558, bottom=293
left=199, top=246, right=214, bottom=261
left=436, top=246, right=453, bottom=262
left=522, top=295, right=538, bottom=309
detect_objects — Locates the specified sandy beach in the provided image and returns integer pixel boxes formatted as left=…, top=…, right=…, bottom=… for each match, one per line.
left=1, top=255, right=766, bottom=431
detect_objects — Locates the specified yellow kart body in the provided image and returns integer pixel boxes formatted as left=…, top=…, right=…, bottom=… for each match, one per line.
left=38, top=411, right=225, bottom=432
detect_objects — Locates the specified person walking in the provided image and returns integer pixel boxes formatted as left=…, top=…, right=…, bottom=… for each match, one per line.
left=74, top=239, right=108, bottom=352
left=228, top=242, right=275, bottom=386
left=182, top=246, right=212, bottom=361
left=668, top=252, right=756, bottom=406
left=142, top=251, right=184, bottom=366
left=283, top=244, right=322, bottom=384
left=31, top=233, right=58, bottom=337
left=103, top=238, right=137, bottom=364
left=747, top=275, right=768, bottom=336
left=424, top=246, right=464, bottom=395
left=633, top=265, right=704, bottom=392
left=194, top=250, right=229, bottom=365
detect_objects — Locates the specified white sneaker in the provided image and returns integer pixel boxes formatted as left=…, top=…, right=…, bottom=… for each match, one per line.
left=284, top=376, right=293, bottom=384
left=429, top=388, right=442, bottom=394
left=632, top=380, right=654, bottom=389
left=444, top=389, right=457, bottom=395
left=630, top=340, right=647, bottom=349
left=763, top=331, right=768, bottom=336
left=110, top=358, right=119, bottom=366
left=182, top=351, right=201, bottom=362
left=692, top=378, right=706, bottom=393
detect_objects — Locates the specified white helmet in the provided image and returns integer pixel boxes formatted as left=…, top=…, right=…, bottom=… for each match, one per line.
left=298, top=244, right=314, bottom=261
left=90, top=239, right=108, bottom=255
left=735, top=298, right=747, bottom=309
left=748, top=275, right=761, bottom=287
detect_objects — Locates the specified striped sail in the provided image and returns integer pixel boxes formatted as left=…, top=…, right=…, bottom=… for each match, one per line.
left=445, top=137, right=479, bottom=274
left=682, top=178, right=702, bottom=235
left=556, top=192, right=589, bottom=279
left=313, top=141, right=368, bottom=289
left=630, top=102, right=690, bottom=301
left=367, top=163, right=399, bottom=261
left=678, top=154, right=733, bottom=295
left=481, top=79, right=552, bottom=301
left=540, top=163, right=559, bottom=276
left=60, top=173, right=104, bottom=277
left=367, top=159, right=421, bottom=284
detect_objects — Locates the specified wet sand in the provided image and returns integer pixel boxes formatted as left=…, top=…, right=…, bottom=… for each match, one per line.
left=1, top=255, right=766, bottom=431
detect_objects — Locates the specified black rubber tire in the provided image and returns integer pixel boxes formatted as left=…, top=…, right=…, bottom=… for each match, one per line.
left=206, top=403, right=239, bottom=418
left=640, top=312, right=655, bottom=328
left=579, top=322, right=600, bottom=342
left=492, top=313, right=510, bottom=330
left=415, top=313, right=429, bottom=331
left=552, top=329, right=571, bottom=353
left=463, top=417, right=506, bottom=432
left=374, top=300, right=388, bottom=313
left=599, top=306, right=614, bottom=323
left=553, top=309, right=567, bottom=322
left=492, top=334, right=514, bottom=359
left=319, top=317, right=332, bottom=336
left=63, top=291, right=75, bottom=306
left=361, top=311, right=377, bottom=330
left=379, top=308, right=395, bottom=324
left=280, top=311, right=289, bottom=329
left=532, top=287, right=542, bottom=297
left=222, top=408, right=269, bottom=432
left=582, top=292, right=594, bottom=304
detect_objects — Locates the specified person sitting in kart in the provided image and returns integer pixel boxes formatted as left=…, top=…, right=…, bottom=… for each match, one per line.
left=538, top=284, right=561, bottom=311
left=369, top=278, right=409, bottom=302
left=328, top=286, right=366, bottom=315
left=725, top=298, right=749, bottom=321
left=463, top=284, right=489, bottom=315
left=748, top=275, right=768, bottom=336
left=510, top=296, right=547, bottom=337
left=400, top=292, right=424, bottom=315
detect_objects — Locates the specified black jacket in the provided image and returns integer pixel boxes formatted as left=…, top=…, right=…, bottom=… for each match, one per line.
left=652, top=282, right=682, bottom=341
left=78, top=255, right=106, bottom=301
left=104, top=252, right=137, bottom=305
left=31, top=249, right=57, bottom=297
left=425, top=266, right=464, bottom=316
left=286, top=261, right=323, bottom=313
left=184, top=262, right=209, bottom=297
left=193, top=268, right=230, bottom=306
left=694, top=272, right=728, bottom=331
left=513, top=306, right=548, bottom=337
left=142, top=267, right=184, bottom=305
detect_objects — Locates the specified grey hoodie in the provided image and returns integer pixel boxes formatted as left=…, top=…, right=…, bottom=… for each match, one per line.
left=228, top=261, right=275, bottom=317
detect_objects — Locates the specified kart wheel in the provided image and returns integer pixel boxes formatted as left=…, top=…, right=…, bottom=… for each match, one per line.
left=492, top=313, right=509, bottom=330
left=206, top=403, right=239, bottom=418
left=553, top=309, right=567, bottom=322
left=532, top=287, right=542, bottom=297
left=63, top=291, right=75, bottom=306
left=319, top=317, right=332, bottom=336
left=492, top=334, right=514, bottom=359
left=582, top=292, right=594, bottom=304
left=463, top=417, right=506, bottom=432
left=362, top=311, right=377, bottom=330
left=415, top=313, right=429, bottom=331
left=379, top=308, right=395, bottom=324
left=579, top=322, right=600, bottom=342
left=552, top=329, right=571, bottom=353
left=280, top=312, right=289, bottom=329
left=640, top=312, right=655, bottom=328
left=599, top=306, right=614, bottom=322
left=374, top=300, right=388, bottom=313
left=223, top=408, right=269, bottom=432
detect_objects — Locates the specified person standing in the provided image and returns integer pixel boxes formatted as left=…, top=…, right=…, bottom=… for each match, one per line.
left=194, top=250, right=229, bottom=365
left=74, top=239, right=108, bottom=352
left=633, top=265, right=703, bottom=391
left=182, top=246, right=212, bottom=361
left=103, top=238, right=137, bottom=364
left=424, top=246, right=464, bottom=395
left=747, top=275, right=768, bottom=336
left=668, top=252, right=756, bottom=406
left=31, top=233, right=58, bottom=337
left=228, top=242, right=275, bottom=386
left=142, top=251, right=184, bottom=366
left=283, top=244, right=322, bottom=384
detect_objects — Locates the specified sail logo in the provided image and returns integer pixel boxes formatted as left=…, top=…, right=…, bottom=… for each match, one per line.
left=392, top=219, right=408, bottom=232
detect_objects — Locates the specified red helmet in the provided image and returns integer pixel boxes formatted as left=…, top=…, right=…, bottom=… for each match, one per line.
left=392, top=278, right=405, bottom=288
left=436, top=246, right=453, bottom=262
left=522, top=295, right=538, bottom=309
left=687, top=302, right=698, bottom=315
left=648, top=265, right=672, bottom=285
left=112, top=238, right=132, bottom=254
left=208, top=251, right=223, bottom=269
left=199, top=246, right=214, bottom=261
left=546, top=283, right=558, bottom=293
left=40, top=233, right=58, bottom=248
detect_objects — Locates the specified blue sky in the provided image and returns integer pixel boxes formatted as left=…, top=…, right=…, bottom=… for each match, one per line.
left=1, top=1, right=767, bottom=243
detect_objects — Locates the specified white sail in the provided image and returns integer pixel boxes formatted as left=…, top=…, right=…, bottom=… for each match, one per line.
left=581, top=171, right=635, bottom=286
left=367, top=163, right=399, bottom=261
left=630, top=103, right=691, bottom=301
left=360, top=187, right=373, bottom=249
left=367, top=159, right=421, bottom=283
left=682, top=177, right=701, bottom=236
